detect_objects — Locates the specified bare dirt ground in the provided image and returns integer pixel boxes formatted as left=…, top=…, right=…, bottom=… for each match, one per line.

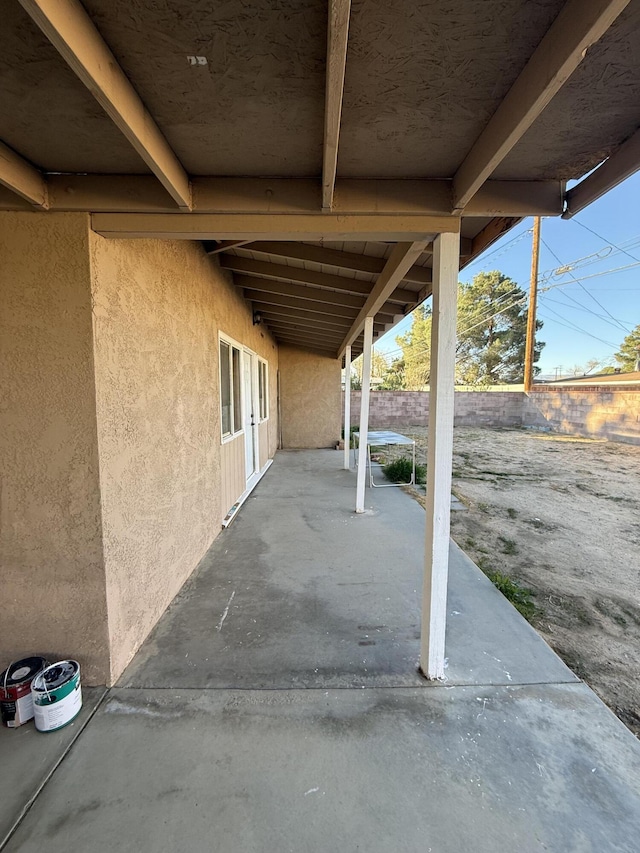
left=388, top=426, right=640, bottom=737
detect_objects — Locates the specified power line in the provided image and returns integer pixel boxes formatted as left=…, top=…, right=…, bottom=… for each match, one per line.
left=572, top=217, right=640, bottom=264
left=540, top=260, right=640, bottom=290
left=540, top=294, right=633, bottom=333
left=541, top=237, right=632, bottom=334
left=537, top=306, right=618, bottom=348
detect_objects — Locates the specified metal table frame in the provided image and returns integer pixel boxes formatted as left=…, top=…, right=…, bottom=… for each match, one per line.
left=353, top=430, right=416, bottom=488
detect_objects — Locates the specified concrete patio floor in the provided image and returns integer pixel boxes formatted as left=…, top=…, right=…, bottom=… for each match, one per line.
left=2, top=450, right=640, bottom=852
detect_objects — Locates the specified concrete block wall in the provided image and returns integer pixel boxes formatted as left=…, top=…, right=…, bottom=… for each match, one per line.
left=345, top=388, right=640, bottom=445
left=346, top=391, right=524, bottom=429
left=454, top=392, right=524, bottom=427
left=523, top=388, right=640, bottom=445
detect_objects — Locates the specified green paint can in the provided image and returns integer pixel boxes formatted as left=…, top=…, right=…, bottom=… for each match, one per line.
left=32, top=660, right=82, bottom=732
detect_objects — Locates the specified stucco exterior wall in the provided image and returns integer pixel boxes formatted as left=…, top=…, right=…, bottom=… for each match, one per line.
left=89, top=237, right=278, bottom=681
left=0, top=213, right=110, bottom=683
left=279, top=347, right=341, bottom=447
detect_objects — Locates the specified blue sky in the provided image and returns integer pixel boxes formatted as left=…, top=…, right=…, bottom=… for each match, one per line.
left=375, top=172, right=640, bottom=378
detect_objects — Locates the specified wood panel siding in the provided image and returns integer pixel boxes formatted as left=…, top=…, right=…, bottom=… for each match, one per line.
left=220, top=434, right=246, bottom=521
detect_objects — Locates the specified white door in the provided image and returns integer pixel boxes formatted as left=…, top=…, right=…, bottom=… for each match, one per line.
left=243, top=350, right=258, bottom=482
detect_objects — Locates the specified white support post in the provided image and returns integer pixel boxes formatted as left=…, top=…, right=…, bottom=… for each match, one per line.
left=420, top=231, right=460, bottom=679
left=355, top=317, right=374, bottom=513
left=344, top=345, right=352, bottom=470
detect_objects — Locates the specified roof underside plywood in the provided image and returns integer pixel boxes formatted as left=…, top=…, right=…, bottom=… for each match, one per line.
left=1, top=0, right=638, bottom=356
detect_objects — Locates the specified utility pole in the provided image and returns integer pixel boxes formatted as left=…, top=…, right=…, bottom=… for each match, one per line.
left=524, top=216, right=541, bottom=392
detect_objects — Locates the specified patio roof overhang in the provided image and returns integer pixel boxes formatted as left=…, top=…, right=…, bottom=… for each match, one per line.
left=1, top=0, right=639, bottom=357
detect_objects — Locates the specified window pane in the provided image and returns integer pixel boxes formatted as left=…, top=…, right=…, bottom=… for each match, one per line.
left=232, top=347, right=241, bottom=432
left=258, top=362, right=264, bottom=420
left=220, top=342, right=231, bottom=435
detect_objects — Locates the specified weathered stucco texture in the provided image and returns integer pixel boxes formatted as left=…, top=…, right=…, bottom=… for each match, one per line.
left=278, top=346, right=341, bottom=448
left=0, top=213, right=110, bottom=683
left=89, top=237, right=278, bottom=681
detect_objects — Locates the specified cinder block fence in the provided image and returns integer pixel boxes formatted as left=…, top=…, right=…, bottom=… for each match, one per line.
left=345, top=388, right=640, bottom=445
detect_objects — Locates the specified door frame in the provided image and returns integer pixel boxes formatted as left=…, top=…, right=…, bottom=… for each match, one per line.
left=242, top=347, right=260, bottom=487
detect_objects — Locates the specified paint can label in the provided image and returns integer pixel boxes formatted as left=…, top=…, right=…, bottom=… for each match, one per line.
left=0, top=657, right=50, bottom=728
left=32, top=661, right=82, bottom=732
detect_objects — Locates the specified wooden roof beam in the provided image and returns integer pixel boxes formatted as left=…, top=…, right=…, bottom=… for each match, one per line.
left=452, top=0, right=632, bottom=211
left=253, top=306, right=357, bottom=331
left=203, top=240, right=252, bottom=255
left=261, top=318, right=351, bottom=337
left=20, top=0, right=191, bottom=209
left=220, top=255, right=416, bottom=304
left=0, top=141, right=48, bottom=207
left=261, top=315, right=384, bottom=335
left=0, top=175, right=561, bottom=217
left=239, top=242, right=435, bottom=285
left=91, top=213, right=457, bottom=241
left=339, top=240, right=432, bottom=355
left=248, top=293, right=397, bottom=323
left=563, top=126, right=640, bottom=218
left=322, top=0, right=351, bottom=211
left=237, top=274, right=371, bottom=310
left=268, top=327, right=345, bottom=344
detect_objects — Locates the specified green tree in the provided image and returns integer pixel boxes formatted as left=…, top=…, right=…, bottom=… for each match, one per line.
left=614, top=324, right=640, bottom=372
left=395, top=270, right=544, bottom=388
left=350, top=349, right=389, bottom=388
left=395, top=305, right=433, bottom=389
left=379, top=357, right=405, bottom=389
left=456, top=271, right=544, bottom=384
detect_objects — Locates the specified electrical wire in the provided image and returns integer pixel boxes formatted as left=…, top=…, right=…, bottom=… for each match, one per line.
left=540, top=260, right=640, bottom=290
left=541, top=237, right=632, bottom=334
left=542, top=295, right=634, bottom=328
left=572, top=217, right=640, bottom=264
left=536, top=306, right=618, bottom=348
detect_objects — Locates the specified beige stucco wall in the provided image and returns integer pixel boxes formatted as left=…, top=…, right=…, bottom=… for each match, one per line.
left=89, top=237, right=278, bottom=681
left=0, top=213, right=110, bottom=683
left=278, top=346, right=341, bottom=448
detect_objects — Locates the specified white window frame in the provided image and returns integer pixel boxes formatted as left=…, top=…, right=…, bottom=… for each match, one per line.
left=219, top=333, right=244, bottom=442
left=258, top=358, right=269, bottom=423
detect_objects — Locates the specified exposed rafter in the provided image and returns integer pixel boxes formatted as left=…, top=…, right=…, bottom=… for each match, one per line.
left=20, top=0, right=192, bottom=209
left=247, top=292, right=360, bottom=320
left=268, top=327, right=345, bottom=345
left=261, top=317, right=352, bottom=336
left=253, top=305, right=358, bottom=330
left=0, top=141, right=47, bottom=207
left=464, top=217, right=523, bottom=269
left=219, top=255, right=416, bottom=304
left=338, top=241, right=432, bottom=355
left=237, top=274, right=371, bottom=310
left=452, top=0, right=632, bottom=211
left=238, top=242, right=435, bottom=285
left=247, top=290, right=397, bottom=322
left=564, top=126, right=640, bottom=218
left=322, top=0, right=351, bottom=211
left=204, top=240, right=252, bottom=255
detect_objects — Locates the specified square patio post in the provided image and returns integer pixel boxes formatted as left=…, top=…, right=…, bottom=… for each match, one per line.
left=420, top=231, right=460, bottom=679
left=355, top=317, right=374, bottom=512
left=344, top=344, right=351, bottom=470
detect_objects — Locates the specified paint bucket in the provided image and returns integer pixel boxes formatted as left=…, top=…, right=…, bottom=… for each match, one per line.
left=1, top=657, right=50, bottom=728
left=32, top=660, right=82, bottom=733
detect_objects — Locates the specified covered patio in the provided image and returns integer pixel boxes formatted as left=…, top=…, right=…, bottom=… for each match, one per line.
left=3, top=0, right=640, bottom=686
left=3, top=451, right=640, bottom=852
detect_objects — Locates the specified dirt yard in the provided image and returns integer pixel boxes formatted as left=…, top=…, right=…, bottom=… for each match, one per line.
left=389, top=426, right=640, bottom=737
